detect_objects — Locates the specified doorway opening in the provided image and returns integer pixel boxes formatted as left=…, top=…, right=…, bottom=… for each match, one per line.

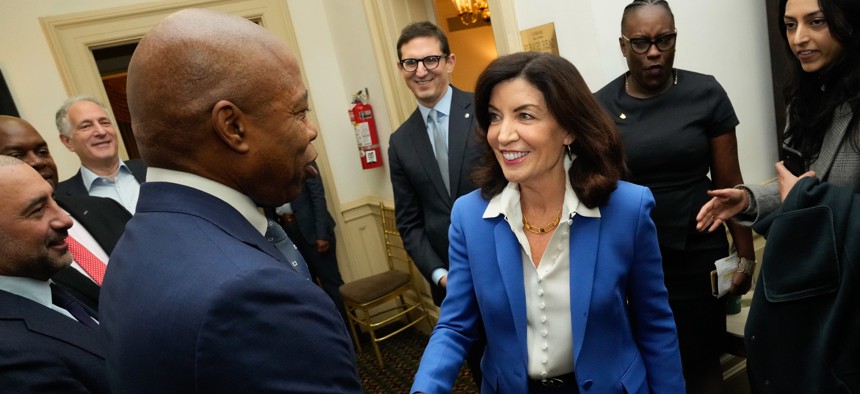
left=93, top=43, right=138, bottom=159
left=433, top=0, right=498, bottom=92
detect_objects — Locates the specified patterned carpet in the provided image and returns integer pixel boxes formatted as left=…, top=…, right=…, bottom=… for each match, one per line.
left=355, top=327, right=479, bottom=393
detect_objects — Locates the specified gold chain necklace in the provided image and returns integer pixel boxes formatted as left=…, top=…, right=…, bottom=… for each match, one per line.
left=522, top=209, right=563, bottom=235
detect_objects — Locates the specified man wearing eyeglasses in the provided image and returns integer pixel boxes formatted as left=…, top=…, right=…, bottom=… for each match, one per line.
left=388, top=21, right=484, bottom=384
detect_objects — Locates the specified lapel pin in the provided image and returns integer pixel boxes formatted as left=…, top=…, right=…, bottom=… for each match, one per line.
left=619, top=113, right=627, bottom=120
left=465, top=113, right=470, bottom=119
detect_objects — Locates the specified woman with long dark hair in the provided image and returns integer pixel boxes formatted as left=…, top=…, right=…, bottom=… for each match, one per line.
left=411, top=52, right=683, bottom=394
left=697, top=0, right=860, bottom=391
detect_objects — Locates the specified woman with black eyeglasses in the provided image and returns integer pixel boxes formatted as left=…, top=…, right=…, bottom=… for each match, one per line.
left=594, top=1, right=755, bottom=393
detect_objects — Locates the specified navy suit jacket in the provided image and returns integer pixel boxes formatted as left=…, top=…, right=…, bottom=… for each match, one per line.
left=412, top=183, right=684, bottom=393
left=388, top=86, right=482, bottom=305
left=100, top=182, right=360, bottom=393
left=57, top=158, right=147, bottom=199
left=53, top=195, right=131, bottom=310
left=0, top=289, right=108, bottom=393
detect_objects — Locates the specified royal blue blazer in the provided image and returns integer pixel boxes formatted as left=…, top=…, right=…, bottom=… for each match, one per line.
left=412, top=182, right=684, bottom=393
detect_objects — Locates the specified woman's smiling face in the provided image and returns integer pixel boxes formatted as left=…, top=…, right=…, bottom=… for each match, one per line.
left=784, top=0, right=844, bottom=73
left=486, top=77, right=573, bottom=189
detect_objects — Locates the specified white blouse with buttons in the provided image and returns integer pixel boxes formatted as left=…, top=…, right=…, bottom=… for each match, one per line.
left=483, top=156, right=601, bottom=381
left=519, top=212, right=573, bottom=380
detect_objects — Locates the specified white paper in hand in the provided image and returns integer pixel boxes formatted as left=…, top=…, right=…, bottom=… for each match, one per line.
left=711, top=255, right=739, bottom=298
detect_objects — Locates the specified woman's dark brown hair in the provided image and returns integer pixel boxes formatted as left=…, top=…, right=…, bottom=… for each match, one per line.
left=471, top=51, right=626, bottom=208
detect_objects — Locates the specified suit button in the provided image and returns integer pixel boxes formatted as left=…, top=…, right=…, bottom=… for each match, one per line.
left=583, top=380, right=593, bottom=389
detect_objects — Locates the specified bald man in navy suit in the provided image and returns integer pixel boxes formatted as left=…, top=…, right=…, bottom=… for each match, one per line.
left=0, top=115, right=130, bottom=310
left=0, top=155, right=108, bottom=392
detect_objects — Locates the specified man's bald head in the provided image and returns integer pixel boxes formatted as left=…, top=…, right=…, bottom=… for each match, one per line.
left=128, top=9, right=299, bottom=166
left=128, top=8, right=318, bottom=206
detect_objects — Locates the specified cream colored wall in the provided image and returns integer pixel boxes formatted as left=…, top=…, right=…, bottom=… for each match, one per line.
left=0, top=0, right=147, bottom=181
left=287, top=0, right=395, bottom=208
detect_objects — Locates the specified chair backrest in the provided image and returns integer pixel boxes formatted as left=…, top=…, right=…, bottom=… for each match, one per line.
left=379, top=203, right=414, bottom=273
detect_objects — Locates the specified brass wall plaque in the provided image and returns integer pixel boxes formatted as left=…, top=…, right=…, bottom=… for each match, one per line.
left=520, top=22, right=559, bottom=55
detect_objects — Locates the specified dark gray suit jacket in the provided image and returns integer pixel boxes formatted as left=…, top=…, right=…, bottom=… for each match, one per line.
left=742, top=105, right=859, bottom=224
left=388, top=86, right=482, bottom=305
left=53, top=195, right=132, bottom=310
left=57, top=158, right=147, bottom=199
left=0, top=289, right=108, bottom=393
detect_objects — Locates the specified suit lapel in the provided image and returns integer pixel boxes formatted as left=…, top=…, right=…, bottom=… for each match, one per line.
left=64, top=171, right=89, bottom=197
left=811, top=106, right=853, bottom=180
left=52, top=267, right=100, bottom=303
left=568, top=213, right=600, bottom=364
left=493, top=220, right=528, bottom=366
left=447, top=88, right=474, bottom=198
left=126, top=159, right=148, bottom=184
left=0, top=290, right=105, bottom=358
left=57, top=196, right=131, bottom=255
left=405, top=109, right=451, bottom=203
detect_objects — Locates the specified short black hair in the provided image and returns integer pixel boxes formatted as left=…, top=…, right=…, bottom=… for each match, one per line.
left=396, top=21, right=450, bottom=60
left=621, top=0, right=675, bottom=32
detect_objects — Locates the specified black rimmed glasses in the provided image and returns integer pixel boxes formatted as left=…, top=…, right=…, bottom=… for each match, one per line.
left=399, top=55, right=447, bottom=72
left=621, top=30, right=677, bottom=54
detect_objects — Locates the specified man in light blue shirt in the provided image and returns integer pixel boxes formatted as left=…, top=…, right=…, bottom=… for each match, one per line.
left=55, top=95, right=146, bottom=214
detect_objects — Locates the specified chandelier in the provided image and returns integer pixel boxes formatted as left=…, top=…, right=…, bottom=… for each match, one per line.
left=452, top=0, right=490, bottom=25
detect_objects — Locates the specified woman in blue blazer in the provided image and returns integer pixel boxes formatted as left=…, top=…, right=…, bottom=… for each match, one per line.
left=411, top=52, right=683, bottom=394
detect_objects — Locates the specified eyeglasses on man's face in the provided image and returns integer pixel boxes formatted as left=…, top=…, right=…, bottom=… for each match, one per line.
left=399, top=55, right=447, bottom=72
left=621, top=30, right=677, bottom=54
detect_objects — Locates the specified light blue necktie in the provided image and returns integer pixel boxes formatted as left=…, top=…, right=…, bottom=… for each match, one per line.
left=428, top=109, right=450, bottom=193
left=265, top=220, right=312, bottom=280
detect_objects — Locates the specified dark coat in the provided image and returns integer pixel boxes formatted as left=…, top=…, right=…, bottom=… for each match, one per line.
left=0, top=289, right=108, bottom=393
left=388, top=86, right=482, bottom=305
left=100, top=182, right=361, bottom=392
left=53, top=195, right=131, bottom=310
left=746, top=177, right=860, bottom=393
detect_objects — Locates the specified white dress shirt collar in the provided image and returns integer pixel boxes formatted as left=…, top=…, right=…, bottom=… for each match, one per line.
left=80, top=160, right=132, bottom=190
left=145, top=167, right=268, bottom=235
left=0, top=276, right=76, bottom=319
left=483, top=155, right=601, bottom=222
left=418, top=84, right=453, bottom=123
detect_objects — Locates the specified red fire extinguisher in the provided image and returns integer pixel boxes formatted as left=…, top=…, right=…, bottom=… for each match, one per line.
left=348, top=88, right=383, bottom=169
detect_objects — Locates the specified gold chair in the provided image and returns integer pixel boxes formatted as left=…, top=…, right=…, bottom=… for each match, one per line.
left=339, top=203, right=433, bottom=367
